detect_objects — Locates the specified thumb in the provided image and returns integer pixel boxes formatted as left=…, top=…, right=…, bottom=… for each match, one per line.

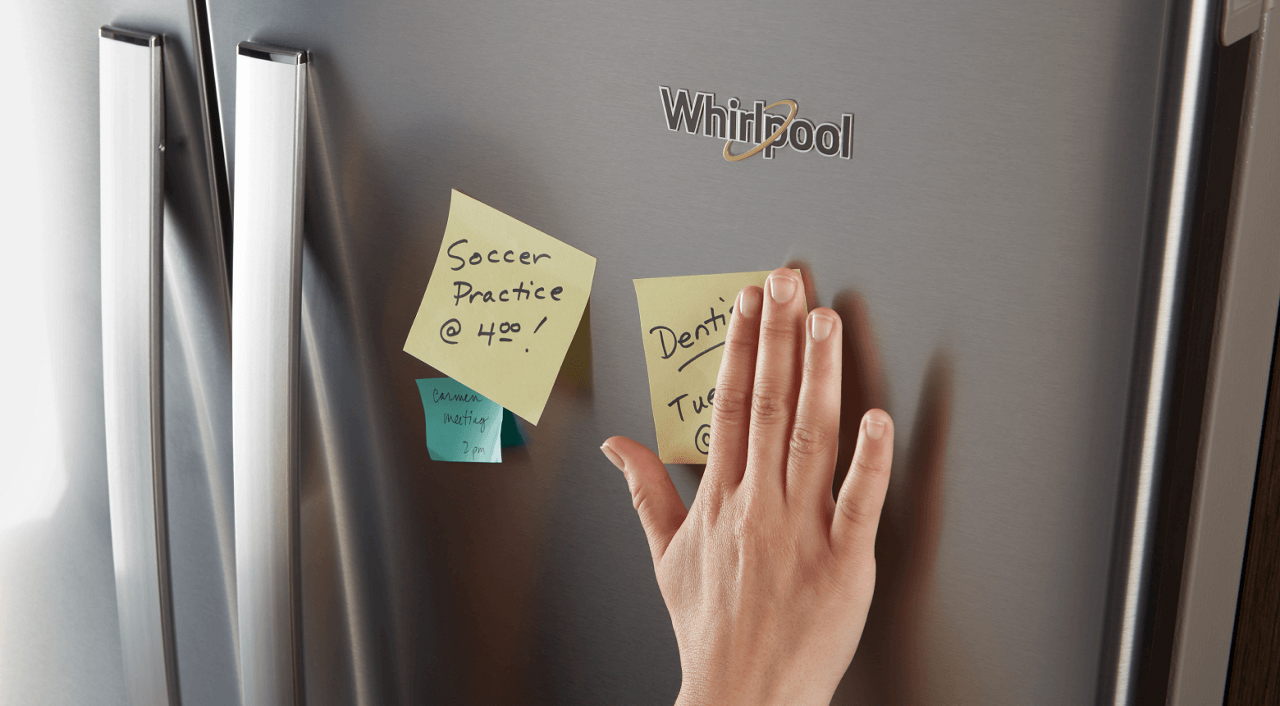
left=602, top=436, right=687, bottom=564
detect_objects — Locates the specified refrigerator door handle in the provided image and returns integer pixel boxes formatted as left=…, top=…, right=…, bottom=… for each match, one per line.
left=98, top=26, right=179, bottom=706
left=230, top=41, right=308, bottom=706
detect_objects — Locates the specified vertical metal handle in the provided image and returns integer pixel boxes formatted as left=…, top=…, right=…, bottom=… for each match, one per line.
left=231, top=41, right=308, bottom=706
left=1098, top=0, right=1219, bottom=703
left=99, top=26, right=179, bottom=706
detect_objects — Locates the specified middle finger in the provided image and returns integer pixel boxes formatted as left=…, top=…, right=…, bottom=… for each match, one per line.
left=744, top=267, right=807, bottom=494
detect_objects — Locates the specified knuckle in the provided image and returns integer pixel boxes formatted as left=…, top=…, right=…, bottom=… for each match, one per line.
left=724, top=324, right=758, bottom=357
left=802, top=346, right=834, bottom=377
left=788, top=418, right=834, bottom=465
left=838, top=450, right=890, bottom=528
left=758, top=316, right=799, bottom=344
left=851, top=449, right=889, bottom=481
left=711, top=386, right=750, bottom=426
left=628, top=482, right=650, bottom=515
left=750, top=383, right=792, bottom=425
left=729, top=482, right=762, bottom=518
left=838, top=495, right=879, bottom=527
left=629, top=486, right=666, bottom=547
left=731, top=502, right=771, bottom=549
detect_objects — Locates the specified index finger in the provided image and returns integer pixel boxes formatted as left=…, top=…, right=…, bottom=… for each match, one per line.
left=704, top=286, right=763, bottom=490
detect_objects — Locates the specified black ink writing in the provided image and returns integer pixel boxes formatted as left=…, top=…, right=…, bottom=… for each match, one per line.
left=461, top=440, right=488, bottom=458
left=443, top=410, right=489, bottom=433
left=677, top=342, right=724, bottom=373
left=433, top=388, right=484, bottom=404
left=667, top=387, right=716, bottom=422
left=648, top=306, right=730, bottom=364
left=694, top=424, right=711, bottom=455
left=476, top=321, right=528, bottom=346
left=440, top=318, right=462, bottom=344
left=447, top=239, right=552, bottom=271
left=451, top=281, right=567, bottom=307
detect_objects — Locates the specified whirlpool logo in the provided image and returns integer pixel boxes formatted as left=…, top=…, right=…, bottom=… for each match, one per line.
left=659, top=86, right=854, bottom=162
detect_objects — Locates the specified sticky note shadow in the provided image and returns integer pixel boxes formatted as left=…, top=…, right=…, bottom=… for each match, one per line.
left=553, top=301, right=593, bottom=397
left=674, top=463, right=707, bottom=481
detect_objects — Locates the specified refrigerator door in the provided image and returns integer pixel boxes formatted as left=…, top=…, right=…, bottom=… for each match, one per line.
left=1, top=2, right=237, bottom=705
left=208, top=1, right=1230, bottom=705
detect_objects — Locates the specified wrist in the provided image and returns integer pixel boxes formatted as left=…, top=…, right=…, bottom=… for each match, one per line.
left=675, top=668, right=834, bottom=706
left=675, top=675, right=772, bottom=706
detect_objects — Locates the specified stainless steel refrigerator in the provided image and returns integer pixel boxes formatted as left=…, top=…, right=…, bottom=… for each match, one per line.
left=3, top=0, right=1279, bottom=705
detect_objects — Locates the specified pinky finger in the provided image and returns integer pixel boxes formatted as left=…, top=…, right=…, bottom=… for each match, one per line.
left=832, top=409, right=894, bottom=554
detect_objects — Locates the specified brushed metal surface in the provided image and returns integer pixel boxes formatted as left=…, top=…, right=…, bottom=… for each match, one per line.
left=1170, top=8, right=1280, bottom=704
left=0, top=6, right=130, bottom=699
left=2, top=2, right=239, bottom=705
left=98, top=28, right=176, bottom=706
left=209, top=1, right=1179, bottom=703
left=230, top=42, right=308, bottom=706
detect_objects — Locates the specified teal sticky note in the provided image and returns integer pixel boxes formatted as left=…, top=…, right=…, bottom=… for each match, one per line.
left=416, top=377, right=503, bottom=463
left=501, top=408, right=526, bottom=448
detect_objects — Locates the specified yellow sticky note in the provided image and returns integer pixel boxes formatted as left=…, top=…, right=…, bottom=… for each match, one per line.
left=404, top=190, right=596, bottom=425
left=634, top=271, right=773, bottom=463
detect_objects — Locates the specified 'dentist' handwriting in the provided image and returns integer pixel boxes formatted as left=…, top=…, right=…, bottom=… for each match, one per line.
left=634, top=271, right=775, bottom=464
left=649, top=303, right=730, bottom=375
left=650, top=302, right=731, bottom=450
left=404, top=190, right=596, bottom=425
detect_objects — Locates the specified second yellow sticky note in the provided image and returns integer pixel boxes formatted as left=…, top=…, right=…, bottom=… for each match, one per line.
left=634, top=271, right=773, bottom=463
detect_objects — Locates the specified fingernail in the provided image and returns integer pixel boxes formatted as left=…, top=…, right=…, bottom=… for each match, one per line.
left=865, top=417, right=885, bottom=440
left=601, top=442, right=625, bottom=472
left=809, top=313, right=834, bottom=341
left=768, top=274, right=796, bottom=303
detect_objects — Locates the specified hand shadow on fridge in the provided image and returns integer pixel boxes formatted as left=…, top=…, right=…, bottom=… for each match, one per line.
left=786, top=260, right=971, bottom=706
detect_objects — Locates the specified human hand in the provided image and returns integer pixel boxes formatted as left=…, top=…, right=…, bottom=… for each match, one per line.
left=602, top=267, right=895, bottom=706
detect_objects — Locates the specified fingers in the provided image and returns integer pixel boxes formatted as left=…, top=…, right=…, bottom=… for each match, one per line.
left=602, top=436, right=688, bottom=563
left=745, top=268, right=808, bottom=492
left=786, top=308, right=843, bottom=502
left=704, top=286, right=763, bottom=488
left=832, top=410, right=894, bottom=555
